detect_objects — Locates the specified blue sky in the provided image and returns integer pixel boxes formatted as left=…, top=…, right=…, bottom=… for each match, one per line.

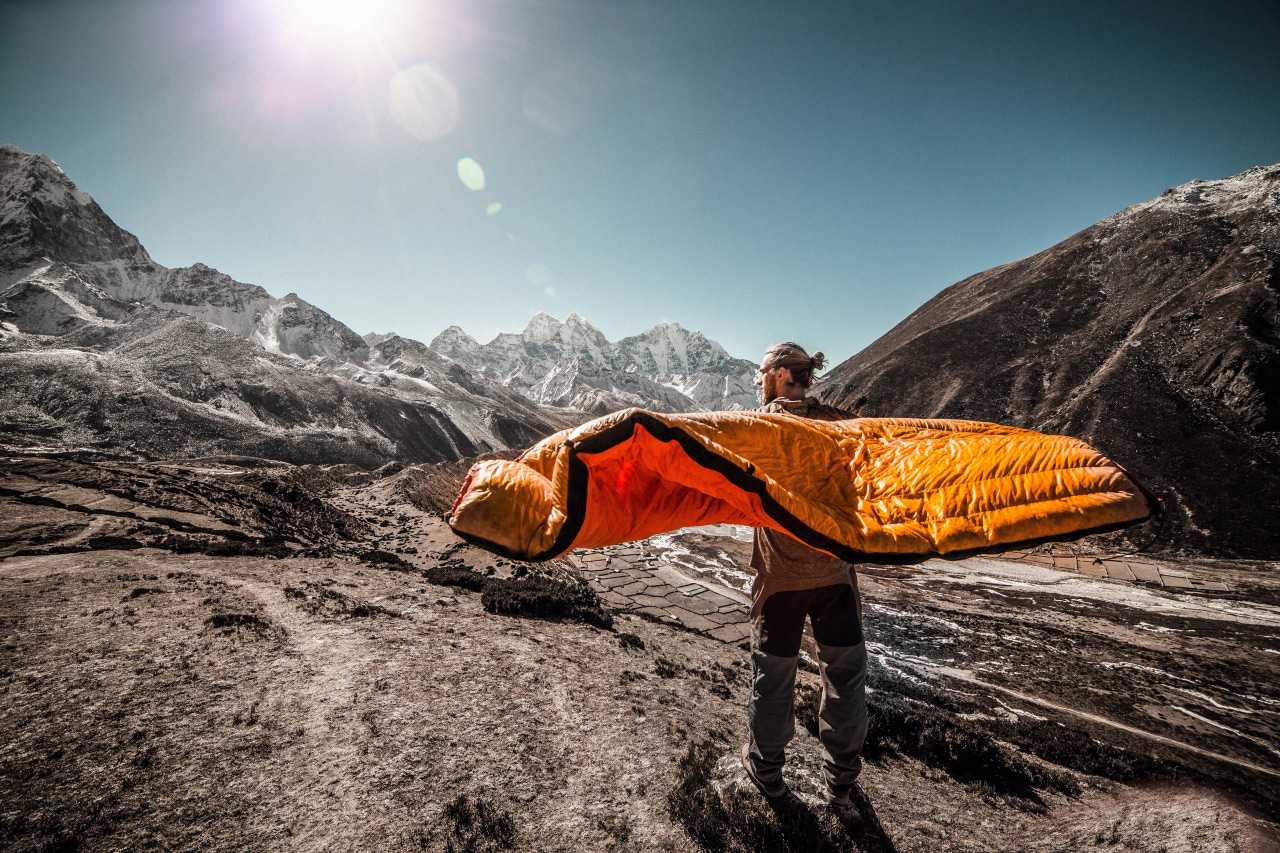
left=3, top=0, right=1278, bottom=366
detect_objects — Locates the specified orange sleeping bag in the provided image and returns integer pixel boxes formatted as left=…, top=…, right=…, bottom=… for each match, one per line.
left=447, top=407, right=1153, bottom=562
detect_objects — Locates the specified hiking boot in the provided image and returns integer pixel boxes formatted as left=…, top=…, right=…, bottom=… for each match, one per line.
left=739, top=743, right=787, bottom=799
left=827, top=782, right=856, bottom=812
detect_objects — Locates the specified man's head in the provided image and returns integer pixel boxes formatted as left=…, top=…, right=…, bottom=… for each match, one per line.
left=755, top=342, right=826, bottom=403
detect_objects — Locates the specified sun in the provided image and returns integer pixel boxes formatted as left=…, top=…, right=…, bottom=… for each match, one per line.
left=267, top=0, right=406, bottom=48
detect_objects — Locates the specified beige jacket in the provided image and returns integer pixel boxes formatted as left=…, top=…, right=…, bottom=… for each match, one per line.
left=749, top=396, right=858, bottom=612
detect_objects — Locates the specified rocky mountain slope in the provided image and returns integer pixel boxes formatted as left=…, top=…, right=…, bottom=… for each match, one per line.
left=0, top=257, right=570, bottom=464
left=0, top=147, right=366, bottom=362
left=816, top=164, right=1280, bottom=558
left=428, top=313, right=758, bottom=413
left=0, top=146, right=578, bottom=463
left=0, top=144, right=757, bottom=464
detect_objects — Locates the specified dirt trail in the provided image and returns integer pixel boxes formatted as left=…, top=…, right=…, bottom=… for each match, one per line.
left=220, top=574, right=375, bottom=852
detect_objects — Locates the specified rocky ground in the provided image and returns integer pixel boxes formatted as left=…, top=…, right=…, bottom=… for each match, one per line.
left=1, top=452, right=1278, bottom=852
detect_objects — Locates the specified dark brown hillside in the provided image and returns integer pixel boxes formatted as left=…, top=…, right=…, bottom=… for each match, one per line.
left=817, top=166, right=1280, bottom=557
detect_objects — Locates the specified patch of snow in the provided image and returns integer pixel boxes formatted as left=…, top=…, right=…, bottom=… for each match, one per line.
left=915, top=556, right=1280, bottom=628
left=1098, top=661, right=1196, bottom=683
left=1170, top=686, right=1263, bottom=716
left=1135, top=622, right=1183, bottom=633
left=1101, top=164, right=1280, bottom=228
left=865, top=602, right=971, bottom=634
left=251, top=302, right=282, bottom=353
left=1166, top=705, right=1280, bottom=758
left=865, top=645, right=935, bottom=687
left=995, top=698, right=1048, bottom=721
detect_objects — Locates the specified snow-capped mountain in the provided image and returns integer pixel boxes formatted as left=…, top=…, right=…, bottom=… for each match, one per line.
left=0, top=144, right=756, bottom=465
left=0, top=147, right=148, bottom=268
left=429, top=313, right=758, bottom=413
left=0, top=145, right=579, bottom=463
left=1, top=147, right=368, bottom=363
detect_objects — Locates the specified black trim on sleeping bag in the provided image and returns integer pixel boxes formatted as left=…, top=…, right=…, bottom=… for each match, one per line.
left=452, top=409, right=1157, bottom=564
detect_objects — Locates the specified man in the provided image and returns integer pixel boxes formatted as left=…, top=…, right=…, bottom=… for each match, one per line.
left=741, top=341, right=867, bottom=811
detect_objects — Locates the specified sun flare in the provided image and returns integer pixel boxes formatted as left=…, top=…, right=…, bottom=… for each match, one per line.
left=268, top=0, right=407, bottom=47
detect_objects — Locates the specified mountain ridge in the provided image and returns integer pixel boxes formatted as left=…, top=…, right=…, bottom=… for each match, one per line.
left=816, top=162, right=1280, bottom=557
left=0, top=144, right=757, bottom=466
left=427, top=311, right=757, bottom=413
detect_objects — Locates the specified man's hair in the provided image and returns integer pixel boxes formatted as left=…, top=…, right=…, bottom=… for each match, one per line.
left=761, top=342, right=826, bottom=388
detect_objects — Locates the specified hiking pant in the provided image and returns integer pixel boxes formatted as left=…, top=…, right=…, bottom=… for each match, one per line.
left=746, top=582, right=867, bottom=789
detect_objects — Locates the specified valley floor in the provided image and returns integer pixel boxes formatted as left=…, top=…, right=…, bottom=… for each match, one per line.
left=1, top=455, right=1278, bottom=851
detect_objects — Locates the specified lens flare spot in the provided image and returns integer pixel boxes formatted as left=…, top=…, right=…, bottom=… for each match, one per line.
left=388, top=64, right=459, bottom=141
left=485, top=202, right=503, bottom=216
left=456, top=157, right=486, bottom=191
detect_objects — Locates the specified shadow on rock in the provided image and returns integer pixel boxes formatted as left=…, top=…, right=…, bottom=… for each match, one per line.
left=667, top=738, right=896, bottom=853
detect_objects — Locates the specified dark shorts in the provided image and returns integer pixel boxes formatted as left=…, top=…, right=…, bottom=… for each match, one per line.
left=754, top=582, right=863, bottom=656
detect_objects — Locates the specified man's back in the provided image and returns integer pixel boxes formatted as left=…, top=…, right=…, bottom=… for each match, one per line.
left=749, top=396, right=857, bottom=611
left=757, top=396, right=853, bottom=422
